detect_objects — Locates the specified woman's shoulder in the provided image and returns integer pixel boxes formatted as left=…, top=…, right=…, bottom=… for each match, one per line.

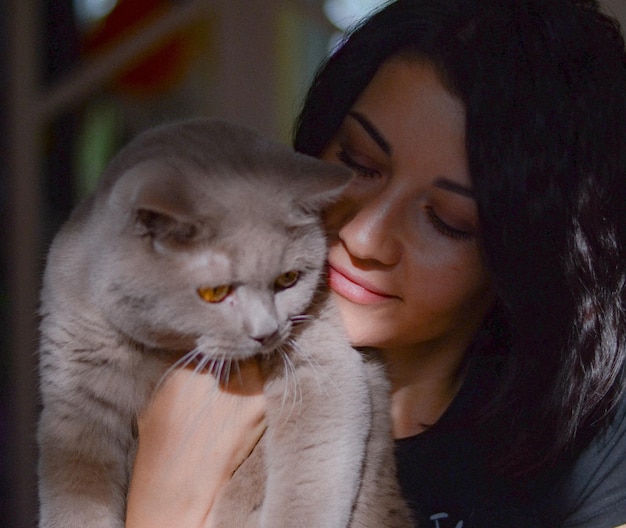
left=534, top=391, right=626, bottom=527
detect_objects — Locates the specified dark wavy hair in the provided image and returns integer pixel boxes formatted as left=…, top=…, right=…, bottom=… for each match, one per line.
left=294, top=0, right=626, bottom=477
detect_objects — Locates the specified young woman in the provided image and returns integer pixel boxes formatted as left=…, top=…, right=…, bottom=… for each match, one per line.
left=127, top=0, right=626, bottom=526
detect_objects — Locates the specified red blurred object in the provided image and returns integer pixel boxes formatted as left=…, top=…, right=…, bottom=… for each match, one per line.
left=84, top=0, right=200, bottom=96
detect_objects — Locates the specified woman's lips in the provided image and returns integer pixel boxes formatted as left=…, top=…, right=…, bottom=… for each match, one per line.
left=328, top=265, right=395, bottom=305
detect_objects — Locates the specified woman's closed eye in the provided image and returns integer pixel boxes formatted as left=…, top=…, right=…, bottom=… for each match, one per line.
left=337, top=149, right=380, bottom=179
left=425, top=206, right=475, bottom=241
left=335, top=144, right=476, bottom=242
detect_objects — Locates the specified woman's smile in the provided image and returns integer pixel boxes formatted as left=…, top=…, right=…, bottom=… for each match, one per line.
left=328, top=263, right=398, bottom=305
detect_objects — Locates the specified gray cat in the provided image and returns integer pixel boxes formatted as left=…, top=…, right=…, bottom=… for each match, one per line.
left=37, top=118, right=414, bottom=528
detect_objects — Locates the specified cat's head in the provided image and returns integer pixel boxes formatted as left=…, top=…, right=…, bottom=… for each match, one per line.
left=85, top=119, right=352, bottom=360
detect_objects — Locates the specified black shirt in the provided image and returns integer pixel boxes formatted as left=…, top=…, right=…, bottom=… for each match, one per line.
left=395, top=362, right=626, bottom=528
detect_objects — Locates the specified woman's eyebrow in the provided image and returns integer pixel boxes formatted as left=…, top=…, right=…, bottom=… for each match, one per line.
left=434, top=177, right=475, bottom=199
left=346, top=111, right=473, bottom=199
left=347, top=111, right=392, bottom=156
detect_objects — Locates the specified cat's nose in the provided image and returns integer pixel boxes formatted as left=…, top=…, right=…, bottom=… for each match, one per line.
left=241, top=288, right=280, bottom=347
left=252, top=329, right=279, bottom=346
left=247, top=307, right=279, bottom=346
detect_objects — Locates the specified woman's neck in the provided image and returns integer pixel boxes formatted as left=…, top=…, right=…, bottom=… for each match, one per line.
left=381, top=343, right=468, bottom=439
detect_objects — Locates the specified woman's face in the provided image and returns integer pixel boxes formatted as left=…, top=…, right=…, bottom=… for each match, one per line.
left=321, top=57, right=494, bottom=357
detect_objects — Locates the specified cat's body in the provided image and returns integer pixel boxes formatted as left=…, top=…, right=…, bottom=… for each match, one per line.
left=37, top=119, right=414, bottom=528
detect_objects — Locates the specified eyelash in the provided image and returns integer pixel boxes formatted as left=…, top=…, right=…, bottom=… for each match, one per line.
left=426, top=207, right=474, bottom=241
left=337, top=149, right=473, bottom=242
left=337, top=149, right=380, bottom=178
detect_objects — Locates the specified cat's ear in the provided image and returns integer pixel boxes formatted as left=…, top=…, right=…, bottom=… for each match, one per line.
left=290, top=154, right=353, bottom=213
left=109, top=160, right=209, bottom=243
left=133, top=207, right=201, bottom=243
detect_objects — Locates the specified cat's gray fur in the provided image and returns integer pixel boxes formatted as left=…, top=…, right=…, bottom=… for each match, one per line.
left=37, top=118, right=414, bottom=528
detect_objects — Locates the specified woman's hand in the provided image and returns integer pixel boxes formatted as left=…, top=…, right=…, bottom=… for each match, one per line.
left=126, top=360, right=267, bottom=528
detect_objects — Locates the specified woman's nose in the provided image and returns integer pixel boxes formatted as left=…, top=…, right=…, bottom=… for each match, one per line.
left=336, top=193, right=401, bottom=266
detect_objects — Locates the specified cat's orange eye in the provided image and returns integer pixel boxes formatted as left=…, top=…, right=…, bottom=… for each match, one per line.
left=197, top=285, right=232, bottom=303
left=275, top=271, right=300, bottom=290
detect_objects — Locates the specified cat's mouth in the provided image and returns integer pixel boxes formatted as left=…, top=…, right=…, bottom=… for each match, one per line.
left=189, top=346, right=280, bottom=370
left=175, top=325, right=294, bottom=384
left=185, top=352, right=267, bottom=393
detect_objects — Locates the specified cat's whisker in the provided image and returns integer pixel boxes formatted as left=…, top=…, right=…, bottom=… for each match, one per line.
left=290, top=313, right=312, bottom=326
left=232, top=359, right=245, bottom=387
left=191, top=353, right=212, bottom=375
left=206, top=354, right=235, bottom=387
left=155, top=348, right=204, bottom=391
left=277, top=348, right=302, bottom=421
left=210, top=355, right=224, bottom=384
left=223, top=357, right=233, bottom=385
left=223, top=358, right=233, bottom=386
left=275, top=350, right=290, bottom=415
left=277, top=352, right=294, bottom=419
left=288, top=339, right=325, bottom=392
left=289, top=338, right=347, bottom=399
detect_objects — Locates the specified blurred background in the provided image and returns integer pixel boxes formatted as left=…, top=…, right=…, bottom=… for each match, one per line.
left=1, top=0, right=624, bottom=526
